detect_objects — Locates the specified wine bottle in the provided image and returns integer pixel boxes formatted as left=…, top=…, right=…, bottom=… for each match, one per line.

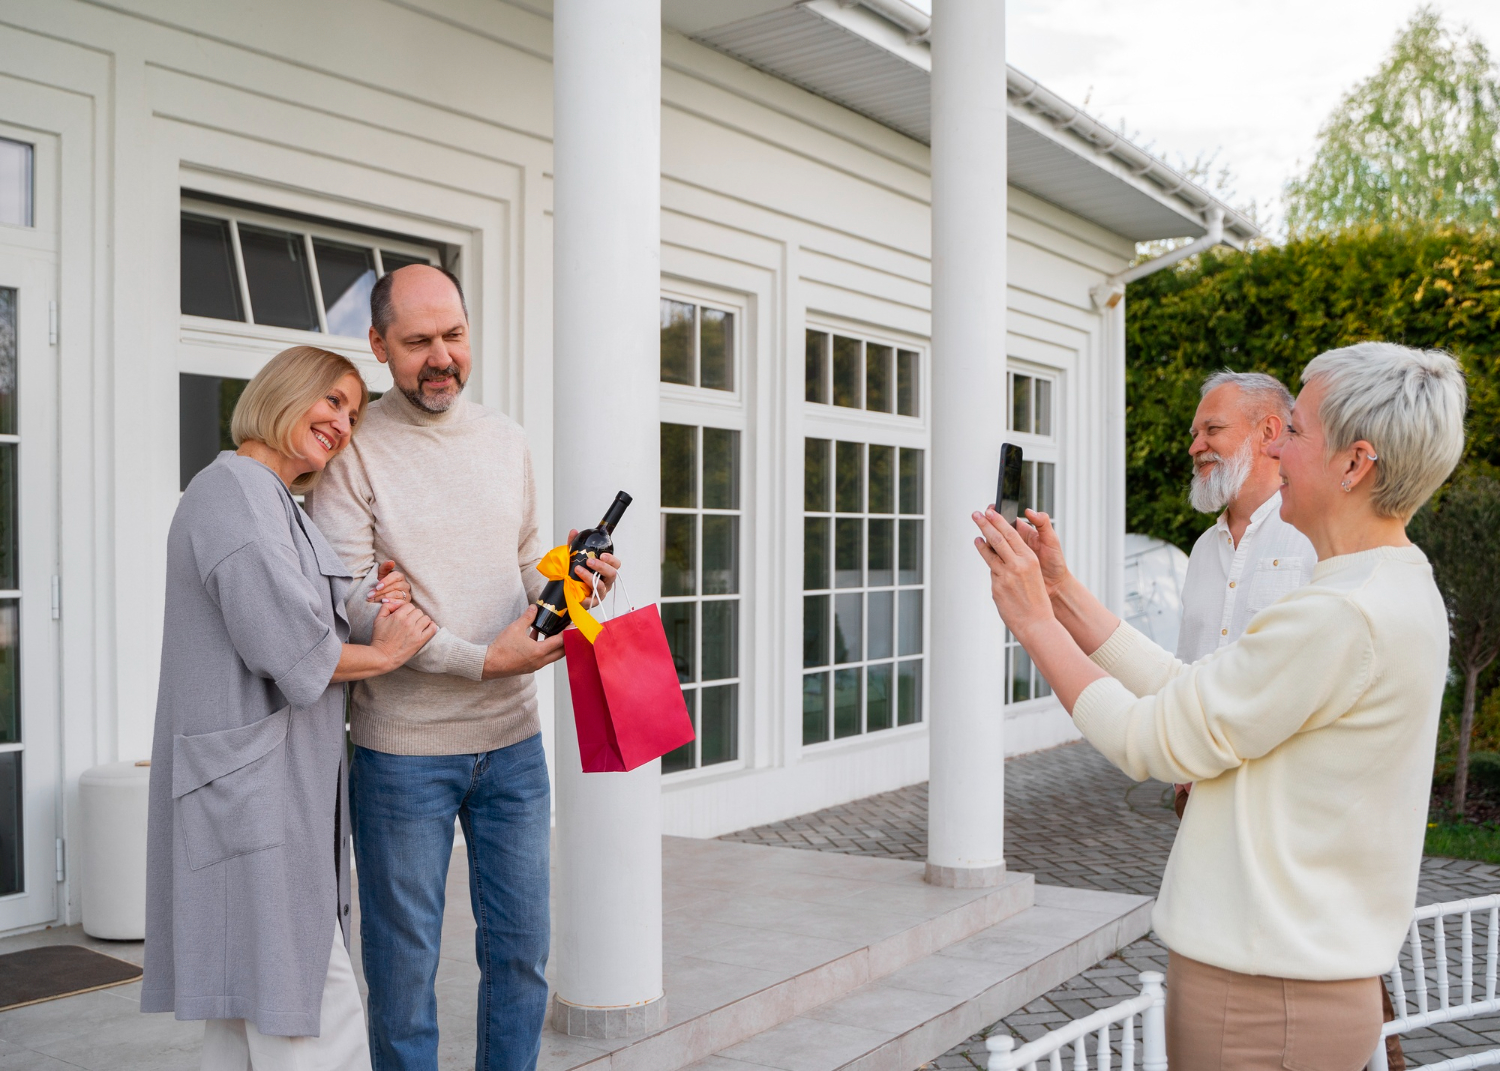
left=530, top=491, right=632, bottom=640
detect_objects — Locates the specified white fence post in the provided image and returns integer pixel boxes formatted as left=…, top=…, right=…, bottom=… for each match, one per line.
left=1141, top=971, right=1167, bottom=1071
left=985, top=1034, right=1016, bottom=1071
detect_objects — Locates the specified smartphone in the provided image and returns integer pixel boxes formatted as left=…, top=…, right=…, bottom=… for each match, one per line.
left=997, top=444, right=1024, bottom=525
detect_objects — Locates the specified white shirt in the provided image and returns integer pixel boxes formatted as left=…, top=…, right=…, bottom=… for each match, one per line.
left=1175, top=491, right=1316, bottom=663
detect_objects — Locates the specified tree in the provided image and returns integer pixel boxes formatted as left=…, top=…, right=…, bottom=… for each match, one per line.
left=1125, top=223, right=1500, bottom=552
left=1409, top=474, right=1500, bottom=816
left=1284, top=7, right=1500, bottom=233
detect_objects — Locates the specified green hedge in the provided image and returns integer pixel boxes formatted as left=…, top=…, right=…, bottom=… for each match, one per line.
left=1125, top=223, right=1500, bottom=552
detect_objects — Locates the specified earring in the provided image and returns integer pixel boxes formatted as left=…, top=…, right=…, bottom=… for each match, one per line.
left=1342, top=480, right=1352, bottom=492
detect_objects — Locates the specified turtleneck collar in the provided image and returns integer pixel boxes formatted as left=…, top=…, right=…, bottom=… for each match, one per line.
left=380, top=381, right=469, bottom=428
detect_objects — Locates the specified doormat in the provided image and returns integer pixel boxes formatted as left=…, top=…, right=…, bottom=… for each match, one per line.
left=0, top=945, right=143, bottom=1011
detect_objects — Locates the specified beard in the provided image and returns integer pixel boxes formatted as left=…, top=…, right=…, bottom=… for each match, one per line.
left=1189, top=438, right=1255, bottom=513
left=401, top=363, right=466, bottom=414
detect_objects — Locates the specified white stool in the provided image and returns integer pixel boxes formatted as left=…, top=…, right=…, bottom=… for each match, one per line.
left=79, top=760, right=151, bottom=939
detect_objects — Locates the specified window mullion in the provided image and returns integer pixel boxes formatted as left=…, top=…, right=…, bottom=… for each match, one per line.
left=303, top=232, right=329, bottom=335
left=692, top=305, right=701, bottom=389
left=227, top=219, right=255, bottom=325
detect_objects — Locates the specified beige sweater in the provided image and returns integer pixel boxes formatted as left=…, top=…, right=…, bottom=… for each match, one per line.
left=1073, top=546, right=1446, bottom=980
left=306, top=390, right=546, bottom=755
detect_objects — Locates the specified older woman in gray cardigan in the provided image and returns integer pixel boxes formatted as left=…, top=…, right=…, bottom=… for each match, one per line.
left=142, top=346, right=436, bottom=1071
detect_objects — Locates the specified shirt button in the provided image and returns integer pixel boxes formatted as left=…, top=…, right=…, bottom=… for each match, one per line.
left=343, top=904, right=350, bottom=916
left=1221, top=628, right=1228, bottom=635
left=1229, top=581, right=1236, bottom=588
left=1273, top=559, right=1279, bottom=566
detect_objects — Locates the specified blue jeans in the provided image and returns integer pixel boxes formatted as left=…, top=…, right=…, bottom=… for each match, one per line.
left=350, top=735, right=550, bottom=1071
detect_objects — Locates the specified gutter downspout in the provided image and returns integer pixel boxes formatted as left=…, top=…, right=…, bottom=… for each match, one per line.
left=1090, top=207, right=1225, bottom=309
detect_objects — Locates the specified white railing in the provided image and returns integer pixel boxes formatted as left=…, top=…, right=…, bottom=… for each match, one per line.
left=1370, top=894, right=1500, bottom=1071
left=986, top=971, right=1167, bottom=1071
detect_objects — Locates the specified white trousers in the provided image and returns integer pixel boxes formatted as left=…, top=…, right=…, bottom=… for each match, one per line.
left=201, top=921, right=371, bottom=1071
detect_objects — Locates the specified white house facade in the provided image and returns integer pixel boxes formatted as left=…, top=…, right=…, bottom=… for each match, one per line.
left=0, top=0, right=1256, bottom=959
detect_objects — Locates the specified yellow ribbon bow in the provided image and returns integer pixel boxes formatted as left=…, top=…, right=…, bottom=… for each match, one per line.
left=536, top=545, right=603, bottom=643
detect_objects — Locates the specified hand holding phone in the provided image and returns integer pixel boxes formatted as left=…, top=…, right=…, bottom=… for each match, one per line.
left=997, top=444, right=1023, bottom=524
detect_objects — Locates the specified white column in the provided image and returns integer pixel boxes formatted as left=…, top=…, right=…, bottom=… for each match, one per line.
left=550, top=0, right=666, bottom=1037
left=925, top=0, right=1009, bottom=888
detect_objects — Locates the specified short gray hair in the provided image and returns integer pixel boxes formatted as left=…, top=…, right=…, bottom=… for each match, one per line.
left=1201, top=370, right=1294, bottom=422
left=1301, top=342, right=1467, bottom=519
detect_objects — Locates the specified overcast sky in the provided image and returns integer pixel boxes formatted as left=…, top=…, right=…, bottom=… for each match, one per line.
left=1000, top=0, right=1500, bottom=236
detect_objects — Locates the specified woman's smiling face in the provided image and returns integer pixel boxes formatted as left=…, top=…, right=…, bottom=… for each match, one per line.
left=295, top=372, right=362, bottom=475
left=1269, top=378, right=1334, bottom=532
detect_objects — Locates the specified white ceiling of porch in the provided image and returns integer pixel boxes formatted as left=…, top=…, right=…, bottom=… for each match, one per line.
left=661, top=0, right=1259, bottom=245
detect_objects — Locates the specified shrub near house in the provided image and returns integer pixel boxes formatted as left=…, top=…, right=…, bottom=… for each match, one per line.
left=1125, top=224, right=1500, bottom=553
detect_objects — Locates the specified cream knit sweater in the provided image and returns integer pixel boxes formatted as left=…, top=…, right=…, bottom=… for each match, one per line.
left=306, top=389, right=546, bottom=755
left=1073, top=545, right=1447, bottom=980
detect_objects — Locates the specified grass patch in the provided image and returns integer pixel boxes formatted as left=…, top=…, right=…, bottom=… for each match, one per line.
left=1426, top=820, right=1500, bottom=864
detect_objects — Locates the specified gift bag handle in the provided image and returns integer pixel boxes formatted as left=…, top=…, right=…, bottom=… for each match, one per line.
left=585, top=563, right=637, bottom=624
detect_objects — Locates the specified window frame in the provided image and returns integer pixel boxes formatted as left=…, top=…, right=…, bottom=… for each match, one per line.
left=803, top=325, right=926, bottom=425
left=178, top=195, right=447, bottom=373
left=659, top=285, right=752, bottom=782
left=659, top=287, right=744, bottom=408
left=801, top=320, right=930, bottom=753
left=175, top=192, right=459, bottom=492
left=1003, top=360, right=1063, bottom=708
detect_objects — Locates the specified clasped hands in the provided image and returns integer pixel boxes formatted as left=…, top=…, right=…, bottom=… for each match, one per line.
left=360, top=547, right=621, bottom=681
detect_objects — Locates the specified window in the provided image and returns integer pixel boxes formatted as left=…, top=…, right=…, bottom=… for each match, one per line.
left=0, top=138, right=33, bottom=228
left=659, top=291, right=745, bottom=773
left=802, top=438, right=925, bottom=744
left=1004, top=367, right=1060, bottom=704
left=660, top=425, right=741, bottom=773
left=177, top=196, right=436, bottom=489
left=180, top=198, right=442, bottom=339
left=660, top=299, right=734, bottom=391
left=805, top=330, right=919, bottom=417
left=178, top=374, right=249, bottom=492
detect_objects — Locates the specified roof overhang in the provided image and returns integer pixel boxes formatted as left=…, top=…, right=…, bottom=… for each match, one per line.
left=663, top=0, right=1259, bottom=246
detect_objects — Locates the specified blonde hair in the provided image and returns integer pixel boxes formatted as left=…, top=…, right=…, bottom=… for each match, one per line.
left=1301, top=342, right=1467, bottom=520
left=231, top=346, right=368, bottom=494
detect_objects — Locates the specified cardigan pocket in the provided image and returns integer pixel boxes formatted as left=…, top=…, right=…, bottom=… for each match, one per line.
left=172, top=708, right=291, bottom=871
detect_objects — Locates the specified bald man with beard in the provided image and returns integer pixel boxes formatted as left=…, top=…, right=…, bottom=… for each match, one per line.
left=308, top=265, right=618, bottom=1071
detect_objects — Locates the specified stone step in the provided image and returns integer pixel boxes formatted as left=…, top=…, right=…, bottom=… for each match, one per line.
left=540, top=837, right=1035, bottom=1071
left=685, top=885, right=1154, bottom=1071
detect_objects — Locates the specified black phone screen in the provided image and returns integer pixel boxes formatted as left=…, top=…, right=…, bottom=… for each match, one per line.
left=997, top=444, right=1024, bottom=524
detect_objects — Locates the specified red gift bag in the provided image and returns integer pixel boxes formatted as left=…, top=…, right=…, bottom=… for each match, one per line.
left=564, top=598, right=695, bottom=773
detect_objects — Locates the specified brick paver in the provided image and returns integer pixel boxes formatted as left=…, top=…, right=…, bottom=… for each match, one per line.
left=722, top=740, right=1500, bottom=1069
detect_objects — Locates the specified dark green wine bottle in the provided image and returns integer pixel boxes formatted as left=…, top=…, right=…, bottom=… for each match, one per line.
left=530, top=491, right=632, bottom=640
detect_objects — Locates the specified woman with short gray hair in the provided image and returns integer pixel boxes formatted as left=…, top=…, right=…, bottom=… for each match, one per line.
left=142, top=346, right=438, bottom=1071
left=975, top=342, right=1465, bottom=1070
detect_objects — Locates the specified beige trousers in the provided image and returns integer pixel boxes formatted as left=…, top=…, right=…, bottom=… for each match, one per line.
left=1166, top=952, right=1383, bottom=1071
left=200, top=921, right=371, bottom=1071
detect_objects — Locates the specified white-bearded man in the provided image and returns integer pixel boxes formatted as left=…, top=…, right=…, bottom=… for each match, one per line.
left=1174, top=371, right=1315, bottom=817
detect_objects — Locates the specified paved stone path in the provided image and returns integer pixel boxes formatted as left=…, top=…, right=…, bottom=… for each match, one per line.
left=722, top=740, right=1500, bottom=1069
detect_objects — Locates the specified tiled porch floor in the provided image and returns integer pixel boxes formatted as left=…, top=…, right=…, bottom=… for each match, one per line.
left=9, top=741, right=1479, bottom=1069
left=0, top=833, right=1062, bottom=1070
left=725, top=740, right=1500, bottom=1069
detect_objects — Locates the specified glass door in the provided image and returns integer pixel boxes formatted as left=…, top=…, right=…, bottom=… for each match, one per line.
left=0, top=131, right=59, bottom=934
